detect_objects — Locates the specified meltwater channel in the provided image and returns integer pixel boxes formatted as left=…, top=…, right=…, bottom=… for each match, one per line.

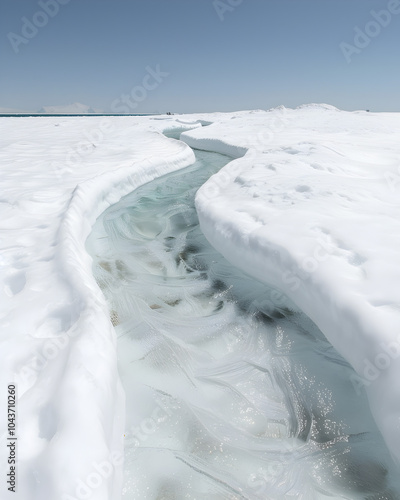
left=86, top=134, right=400, bottom=500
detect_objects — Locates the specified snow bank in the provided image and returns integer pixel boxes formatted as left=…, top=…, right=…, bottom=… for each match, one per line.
left=185, top=106, right=400, bottom=467
left=0, top=116, right=195, bottom=499
left=2, top=106, right=400, bottom=498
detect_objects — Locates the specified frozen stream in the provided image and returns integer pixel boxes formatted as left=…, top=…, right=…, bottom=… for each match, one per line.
left=86, top=140, right=400, bottom=499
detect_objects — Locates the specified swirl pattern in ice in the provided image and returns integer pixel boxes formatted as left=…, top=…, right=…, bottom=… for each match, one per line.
left=86, top=147, right=400, bottom=499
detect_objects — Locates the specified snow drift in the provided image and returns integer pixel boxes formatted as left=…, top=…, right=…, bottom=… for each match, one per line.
left=181, top=105, right=400, bottom=467
left=0, top=116, right=195, bottom=499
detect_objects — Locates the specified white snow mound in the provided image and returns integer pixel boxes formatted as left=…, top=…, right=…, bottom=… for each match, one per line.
left=0, top=115, right=195, bottom=499
left=183, top=106, right=400, bottom=467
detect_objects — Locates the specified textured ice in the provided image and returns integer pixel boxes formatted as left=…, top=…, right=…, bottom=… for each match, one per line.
left=88, top=147, right=400, bottom=498
left=1, top=107, right=400, bottom=499
left=0, top=116, right=195, bottom=499
left=184, top=106, right=400, bottom=469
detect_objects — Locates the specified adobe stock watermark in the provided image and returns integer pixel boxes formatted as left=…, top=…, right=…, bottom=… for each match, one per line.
left=198, top=108, right=291, bottom=201
left=350, top=334, right=400, bottom=395
left=384, top=157, right=400, bottom=192
left=198, top=158, right=243, bottom=200
left=17, top=294, right=82, bottom=387
left=268, top=289, right=289, bottom=309
left=340, top=1, right=400, bottom=63
left=110, top=65, right=169, bottom=114
left=125, top=397, right=178, bottom=447
left=56, top=63, right=169, bottom=175
left=247, top=107, right=291, bottom=153
left=61, top=118, right=115, bottom=176
left=213, top=0, right=243, bottom=21
left=7, top=0, right=71, bottom=54
left=62, top=451, right=123, bottom=500
left=281, top=235, right=335, bottom=292
left=18, top=330, right=77, bottom=386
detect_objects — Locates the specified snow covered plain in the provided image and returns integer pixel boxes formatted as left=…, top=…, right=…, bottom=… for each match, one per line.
left=1, top=106, right=400, bottom=499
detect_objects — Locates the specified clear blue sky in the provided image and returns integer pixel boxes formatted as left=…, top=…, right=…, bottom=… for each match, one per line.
left=1, top=0, right=399, bottom=113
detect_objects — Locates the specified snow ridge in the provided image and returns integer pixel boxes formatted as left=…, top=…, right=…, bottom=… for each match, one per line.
left=181, top=107, right=400, bottom=468
left=0, top=116, right=195, bottom=499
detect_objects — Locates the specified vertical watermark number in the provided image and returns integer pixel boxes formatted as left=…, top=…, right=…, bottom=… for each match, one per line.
left=6, top=384, right=17, bottom=493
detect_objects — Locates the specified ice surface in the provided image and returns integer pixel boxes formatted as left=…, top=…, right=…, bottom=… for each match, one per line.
left=184, top=105, right=400, bottom=469
left=0, top=116, right=195, bottom=499
left=87, top=147, right=400, bottom=498
left=1, top=107, right=400, bottom=499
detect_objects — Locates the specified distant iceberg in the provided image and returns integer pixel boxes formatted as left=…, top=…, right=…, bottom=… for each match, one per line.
left=37, top=102, right=101, bottom=114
